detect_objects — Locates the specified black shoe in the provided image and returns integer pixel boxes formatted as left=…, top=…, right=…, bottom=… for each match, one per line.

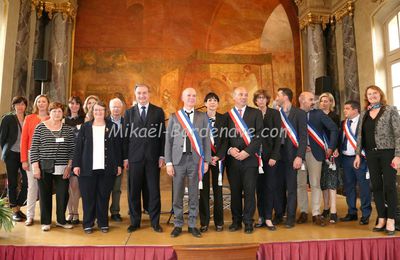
left=127, top=225, right=139, bottom=233
left=84, top=227, right=93, bottom=234
left=266, top=224, right=277, bottom=231
left=228, top=223, right=242, bottom=232
left=244, top=224, right=254, bottom=234
left=322, top=209, right=330, bottom=219
left=373, top=226, right=386, bottom=232
left=152, top=224, right=163, bottom=233
left=272, top=217, right=283, bottom=225
left=254, top=222, right=266, bottom=228
left=340, top=214, right=358, bottom=222
left=100, top=227, right=109, bottom=233
left=200, top=226, right=208, bottom=233
left=12, top=213, right=22, bottom=222
left=170, top=227, right=182, bottom=237
left=330, top=213, right=338, bottom=224
left=17, top=211, right=27, bottom=219
left=312, top=215, right=326, bottom=227
left=111, top=214, right=122, bottom=222
left=296, top=212, right=308, bottom=224
left=386, top=229, right=395, bottom=236
left=188, top=227, right=202, bottom=238
left=215, top=225, right=224, bottom=232
left=285, top=219, right=295, bottom=229
left=359, top=216, right=370, bottom=225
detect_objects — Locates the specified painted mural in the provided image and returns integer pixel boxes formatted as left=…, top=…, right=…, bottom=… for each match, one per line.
left=72, top=0, right=298, bottom=114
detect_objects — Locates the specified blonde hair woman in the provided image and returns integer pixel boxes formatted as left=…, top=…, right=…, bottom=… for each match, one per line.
left=20, top=94, right=50, bottom=226
left=318, top=92, right=340, bottom=223
left=83, top=95, right=99, bottom=122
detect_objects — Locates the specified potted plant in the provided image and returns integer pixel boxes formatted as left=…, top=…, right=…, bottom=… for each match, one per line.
left=0, top=198, right=14, bottom=232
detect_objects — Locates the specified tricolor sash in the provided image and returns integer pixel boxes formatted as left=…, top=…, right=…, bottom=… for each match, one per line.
left=307, top=122, right=329, bottom=158
left=343, top=119, right=366, bottom=157
left=176, top=109, right=205, bottom=189
left=279, top=108, right=299, bottom=148
left=208, top=118, right=225, bottom=185
left=228, top=108, right=264, bottom=173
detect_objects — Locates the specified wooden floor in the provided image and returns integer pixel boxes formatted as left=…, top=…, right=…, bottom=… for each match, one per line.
left=0, top=171, right=397, bottom=247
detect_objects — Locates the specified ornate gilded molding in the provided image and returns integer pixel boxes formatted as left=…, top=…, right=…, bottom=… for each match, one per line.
left=31, top=0, right=76, bottom=21
left=333, top=1, right=354, bottom=22
left=294, top=0, right=303, bottom=6
left=300, top=12, right=331, bottom=30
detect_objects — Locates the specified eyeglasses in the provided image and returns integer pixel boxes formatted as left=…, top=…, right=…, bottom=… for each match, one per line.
left=93, top=108, right=105, bottom=112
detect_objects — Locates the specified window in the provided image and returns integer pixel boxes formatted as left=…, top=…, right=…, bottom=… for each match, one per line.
left=386, top=9, right=400, bottom=110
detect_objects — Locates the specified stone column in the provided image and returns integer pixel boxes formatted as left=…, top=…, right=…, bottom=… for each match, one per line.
left=306, top=23, right=326, bottom=93
left=342, top=14, right=360, bottom=102
left=48, top=12, right=69, bottom=102
left=326, top=23, right=340, bottom=113
left=12, top=0, right=31, bottom=98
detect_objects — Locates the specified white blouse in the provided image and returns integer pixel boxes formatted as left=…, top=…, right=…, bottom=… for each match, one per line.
left=92, top=125, right=105, bottom=170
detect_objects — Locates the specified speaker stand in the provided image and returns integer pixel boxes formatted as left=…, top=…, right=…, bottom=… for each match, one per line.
left=41, top=81, right=44, bottom=95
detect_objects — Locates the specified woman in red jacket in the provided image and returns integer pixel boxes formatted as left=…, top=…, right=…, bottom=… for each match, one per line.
left=20, top=94, right=50, bottom=226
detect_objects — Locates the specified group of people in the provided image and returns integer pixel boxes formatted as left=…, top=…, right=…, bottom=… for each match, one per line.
left=0, top=83, right=399, bottom=237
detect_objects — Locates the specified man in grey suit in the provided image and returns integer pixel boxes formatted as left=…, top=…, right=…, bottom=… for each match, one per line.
left=165, top=87, right=211, bottom=238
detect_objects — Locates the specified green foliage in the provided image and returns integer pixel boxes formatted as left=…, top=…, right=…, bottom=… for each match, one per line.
left=0, top=198, right=15, bottom=232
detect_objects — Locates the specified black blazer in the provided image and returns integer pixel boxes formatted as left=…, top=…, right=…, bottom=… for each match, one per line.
left=261, top=108, right=281, bottom=161
left=307, top=109, right=338, bottom=162
left=0, top=113, right=22, bottom=160
left=225, top=106, right=263, bottom=167
left=72, top=120, right=123, bottom=176
left=210, top=112, right=228, bottom=159
left=123, top=103, right=165, bottom=163
left=281, top=106, right=307, bottom=161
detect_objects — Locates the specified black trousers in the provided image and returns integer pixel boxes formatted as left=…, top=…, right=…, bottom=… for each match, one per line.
left=199, top=163, right=224, bottom=227
left=5, top=151, right=27, bottom=207
left=226, top=159, right=258, bottom=225
left=276, top=157, right=297, bottom=221
left=128, top=160, right=161, bottom=227
left=79, top=171, right=115, bottom=229
left=256, top=161, right=279, bottom=220
left=37, top=172, right=69, bottom=225
left=366, top=149, right=398, bottom=219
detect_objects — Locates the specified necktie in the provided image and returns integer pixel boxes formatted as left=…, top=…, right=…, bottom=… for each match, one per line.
left=140, top=106, right=146, bottom=122
left=185, top=111, right=193, bottom=152
left=342, top=119, right=352, bottom=151
left=238, top=109, right=243, bottom=118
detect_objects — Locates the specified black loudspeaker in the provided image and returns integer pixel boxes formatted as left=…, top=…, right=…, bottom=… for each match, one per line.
left=315, top=76, right=333, bottom=95
left=33, top=59, right=52, bottom=82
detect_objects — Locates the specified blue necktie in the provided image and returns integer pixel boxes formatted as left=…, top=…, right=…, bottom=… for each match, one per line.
left=342, top=119, right=352, bottom=151
left=140, top=106, right=146, bottom=122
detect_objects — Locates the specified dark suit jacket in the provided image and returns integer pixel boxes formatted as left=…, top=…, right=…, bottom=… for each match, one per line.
left=72, top=120, right=123, bottom=176
left=210, top=112, right=228, bottom=159
left=123, top=104, right=165, bottom=163
left=281, top=106, right=307, bottom=161
left=0, top=113, right=22, bottom=160
left=307, top=109, right=338, bottom=162
left=261, top=108, right=281, bottom=161
left=225, top=106, right=263, bottom=167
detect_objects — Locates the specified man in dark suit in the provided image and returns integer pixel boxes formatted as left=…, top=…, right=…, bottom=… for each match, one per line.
left=165, top=87, right=211, bottom=238
left=338, top=100, right=371, bottom=224
left=199, top=92, right=227, bottom=233
left=225, top=87, right=263, bottom=234
left=124, top=84, right=165, bottom=233
left=296, top=91, right=338, bottom=227
left=274, top=87, right=307, bottom=228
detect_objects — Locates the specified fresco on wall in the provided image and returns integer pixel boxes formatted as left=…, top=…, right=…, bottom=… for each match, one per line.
left=71, top=0, right=297, bottom=114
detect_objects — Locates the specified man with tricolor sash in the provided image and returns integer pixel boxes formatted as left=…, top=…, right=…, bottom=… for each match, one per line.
left=338, top=100, right=371, bottom=225
left=165, top=87, right=211, bottom=238
left=297, top=91, right=338, bottom=227
left=199, top=92, right=228, bottom=233
left=225, top=87, right=263, bottom=234
left=274, top=87, right=307, bottom=228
